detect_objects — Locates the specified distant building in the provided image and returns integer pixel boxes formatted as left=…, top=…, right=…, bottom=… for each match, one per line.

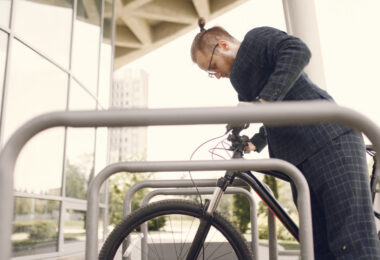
left=108, top=69, right=148, bottom=163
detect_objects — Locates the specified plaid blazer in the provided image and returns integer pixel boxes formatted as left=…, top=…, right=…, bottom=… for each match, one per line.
left=229, top=27, right=350, bottom=165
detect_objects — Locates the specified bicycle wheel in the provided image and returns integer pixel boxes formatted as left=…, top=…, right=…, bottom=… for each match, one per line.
left=99, top=199, right=253, bottom=260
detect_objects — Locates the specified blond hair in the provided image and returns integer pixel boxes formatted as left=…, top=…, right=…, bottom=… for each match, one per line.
left=190, top=18, right=236, bottom=63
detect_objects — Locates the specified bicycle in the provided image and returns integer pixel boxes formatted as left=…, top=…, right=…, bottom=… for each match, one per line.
left=98, top=124, right=378, bottom=259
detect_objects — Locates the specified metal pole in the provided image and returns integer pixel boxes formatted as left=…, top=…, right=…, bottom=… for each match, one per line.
left=268, top=210, right=278, bottom=260
left=84, top=159, right=313, bottom=259
left=121, top=178, right=249, bottom=260
left=139, top=187, right=258, bottom=260
left=282, top=0, right=327, bottom=90
left=1, top=102, right=380, bottom=259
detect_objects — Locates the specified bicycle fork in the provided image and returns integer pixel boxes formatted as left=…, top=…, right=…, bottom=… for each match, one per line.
left=186, top=174, right=232, bottom=260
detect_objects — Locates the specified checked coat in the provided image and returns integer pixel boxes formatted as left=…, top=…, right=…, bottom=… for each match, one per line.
left=229, top=26, right=380, bottom=259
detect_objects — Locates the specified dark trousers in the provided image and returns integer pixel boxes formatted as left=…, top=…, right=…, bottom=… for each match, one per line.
left=293, top=131, right=380, bottom=259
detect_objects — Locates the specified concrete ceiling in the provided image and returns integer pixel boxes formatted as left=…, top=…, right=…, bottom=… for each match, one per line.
left=30, top=0, right=248, bottom=70
left=114, top=0, right=248, bottom=69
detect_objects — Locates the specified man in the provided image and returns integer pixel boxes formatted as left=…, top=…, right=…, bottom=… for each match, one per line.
left=191, top=18, right=380, bottom=259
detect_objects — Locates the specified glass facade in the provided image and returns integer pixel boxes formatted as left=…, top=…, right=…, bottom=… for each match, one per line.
left=0, top=31, right=7, bottom=113
left=0, top=0, right=115, bottom=258
left=12, top=198, right=60, bottom=257
left=0, top=0, right=11, bottom=28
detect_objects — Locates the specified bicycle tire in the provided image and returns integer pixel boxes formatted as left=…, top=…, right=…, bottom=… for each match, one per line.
left=99, top=199, right=253, bottom=260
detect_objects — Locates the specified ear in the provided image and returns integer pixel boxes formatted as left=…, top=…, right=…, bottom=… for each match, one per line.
left=217, top=40, right=229, bottom=50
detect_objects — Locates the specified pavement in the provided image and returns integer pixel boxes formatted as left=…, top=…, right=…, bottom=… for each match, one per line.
left=53, top=242, right=300, bottom=259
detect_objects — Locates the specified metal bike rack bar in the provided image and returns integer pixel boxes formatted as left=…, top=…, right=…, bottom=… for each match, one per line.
left=138, top=187, right=258, bottom=260
left=1, top=102, right=380, bottom=260
left=122, top=178, right=247, bottom=218
left=86, top=159, right=312, bottom=259
left=121, top=179, right=257, bottom=260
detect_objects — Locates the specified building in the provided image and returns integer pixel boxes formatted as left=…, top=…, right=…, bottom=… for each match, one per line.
left=109, top=69, right=148, bottom=163
left=0, top=0, right=113, bottom=258
left=0, top=0, right=252, bottom=259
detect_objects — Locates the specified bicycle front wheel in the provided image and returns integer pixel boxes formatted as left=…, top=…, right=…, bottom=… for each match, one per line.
left=99, top=199, right=253, bottom=260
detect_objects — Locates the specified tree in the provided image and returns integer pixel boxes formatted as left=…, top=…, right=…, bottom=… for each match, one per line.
left=232, top=186, right=251, bottom=233
left=257, top=175, right=298, bottom=241
left=65, top=160, right=87, bottom=199
left=108, top=171, right=148, bottom=226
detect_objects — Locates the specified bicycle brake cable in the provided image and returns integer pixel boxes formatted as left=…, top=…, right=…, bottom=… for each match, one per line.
left=189, top=132, right=228, bottom=207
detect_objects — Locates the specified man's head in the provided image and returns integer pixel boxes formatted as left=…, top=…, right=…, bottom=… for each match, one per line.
left=191, top=18, right=240, bottom=79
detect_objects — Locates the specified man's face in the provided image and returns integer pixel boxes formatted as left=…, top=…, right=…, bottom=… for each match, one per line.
left=195, top=41, right=235, bottom=79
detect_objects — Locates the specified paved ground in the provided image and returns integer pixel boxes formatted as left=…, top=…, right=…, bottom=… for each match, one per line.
left=53, top=242, right=300, bottom=259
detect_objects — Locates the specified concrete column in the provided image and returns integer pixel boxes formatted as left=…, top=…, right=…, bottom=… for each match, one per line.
left=282, top=0, right=327, bottom=90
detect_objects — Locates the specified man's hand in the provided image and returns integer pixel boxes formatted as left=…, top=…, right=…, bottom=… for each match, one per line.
left=245, top=142, right=256, bottom=153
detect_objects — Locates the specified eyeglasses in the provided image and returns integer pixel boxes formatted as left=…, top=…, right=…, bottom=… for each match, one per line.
left=207, top=43, right=219, bottom=78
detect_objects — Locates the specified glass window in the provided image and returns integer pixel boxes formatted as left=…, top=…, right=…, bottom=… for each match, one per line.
left=71, top=0, right=101, bottom=96
left=69, top=79, right=96, bottom=110
left=0, top=31, right=7, bottom=115
left=64, top=209, right=86, bottom=243
left=12, top=198, right=60, bottom=257
left=98, top=42, right=112, bottom=109
left=14, top=128, right=65, bottom=195
left=103, top=0, right=113, bottom=43
left=65, top=80, right=96, bottom=199
left=13, top=0, right=73, bottom=68
left=65, top=127, right=95, bottom=200
left=4, top=39, right=68, bottom=143
left=64, top=208, right=105, bottom=243
left=0, top=0, right=11, bottom=28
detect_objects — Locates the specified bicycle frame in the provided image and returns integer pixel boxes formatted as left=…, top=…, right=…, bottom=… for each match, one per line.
left=186, top=126, right=300, bottom=259
left=186, top=128, right=379, bottom=259
left=185, top=168, right=299, bottom=259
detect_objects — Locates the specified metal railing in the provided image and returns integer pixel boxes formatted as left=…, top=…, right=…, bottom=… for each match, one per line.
left=139, top=187, right=258, bottom=260
left=1, top=101, right=379, bottom=260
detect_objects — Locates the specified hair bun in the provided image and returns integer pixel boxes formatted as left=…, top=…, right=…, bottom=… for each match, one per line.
left=198, top=17, right=206, bottom=32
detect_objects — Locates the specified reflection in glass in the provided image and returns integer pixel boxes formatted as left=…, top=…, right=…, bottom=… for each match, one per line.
left=77, top=0, right=102, bottom=26
left=4, top=39, right=68, bottom=142
left=65, top=127, right=95, bottom=200
left=0, top=0, right=11, bottom=28
left=64, top=80, right=96, bottom=199
left=0, top=32, right=8, bottom=114
left=12, top=198, right=60, bottom=257
left=103, top=0, right=113, bottom=43
left=64, top=209, right=86, bottom=243
left=13, top=0, right=73, bottom=68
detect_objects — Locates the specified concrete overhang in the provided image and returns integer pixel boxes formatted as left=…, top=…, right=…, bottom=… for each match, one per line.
left=114, top=0, right=248, bottom=70
left=29, top=0, right=248, bottom=70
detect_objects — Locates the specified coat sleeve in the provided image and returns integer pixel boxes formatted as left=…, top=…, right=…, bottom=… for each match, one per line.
left=258, top=28, right=311, bottom=101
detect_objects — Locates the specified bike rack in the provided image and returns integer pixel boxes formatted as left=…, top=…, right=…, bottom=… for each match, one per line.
left=138, top=187, right=258, bottom=260
left=86, top=159, right=311, bottom=259
left=121, top=179, right=258, bottom=259
left=1, top=102, right=380, bottom=260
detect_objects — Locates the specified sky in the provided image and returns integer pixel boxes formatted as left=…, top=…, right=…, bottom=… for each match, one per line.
left=117, top=0, right=380, bottom=179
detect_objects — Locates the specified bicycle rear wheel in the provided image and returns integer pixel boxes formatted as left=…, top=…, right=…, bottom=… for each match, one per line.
left=99, top=199, right=253, bottom=260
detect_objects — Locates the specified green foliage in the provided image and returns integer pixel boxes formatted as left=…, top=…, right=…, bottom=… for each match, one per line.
left=148, top=216, right=166, bottom=231
left=65, top=160, right=87, bottom=199
left=108, top=171, right=166, bottom=230
left=28, top=221, right=57, bottom=240
left=232, top=186, right=251, bottom=234
left=13, top=221, right=57, bottom=242
left=257, top=175, right=298, bottom=241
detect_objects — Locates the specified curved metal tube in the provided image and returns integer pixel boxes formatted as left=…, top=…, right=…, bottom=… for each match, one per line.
left=1, top=102, right=379, bottom=259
